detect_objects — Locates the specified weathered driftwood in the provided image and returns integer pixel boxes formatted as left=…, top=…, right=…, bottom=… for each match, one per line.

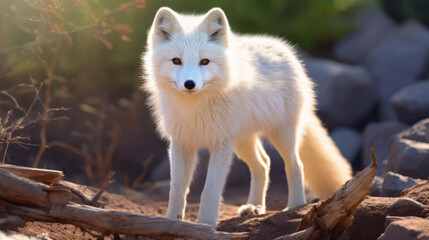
left=276, top=149, right=378, bottom=240
left=1, top=203, right=247, bottom=240
left=0, top=164, right=63, bottom=185
left=0, top=165, right=247, bottom=240
left=0, top=168, right=77, bottom=208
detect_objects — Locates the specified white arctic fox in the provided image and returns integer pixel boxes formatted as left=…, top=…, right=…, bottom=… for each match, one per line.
left=142, top=7, right=352, bottom=228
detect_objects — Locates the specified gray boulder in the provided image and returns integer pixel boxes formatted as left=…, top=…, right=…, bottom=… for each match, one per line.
left=333, top=9, right=396, bottom=64
left=362, top=121, right=408, bottom=175
left=381, top=171, right=419, bottom=197
left=330, top=127, right=361, bottom=163
left=386, top=138, right=429, bottom=180
left=385, top=119, right=429, bottom=179
left=378, top=217, right=429, bottom=240
left=366, top=20, right=429, bottom=120
left=391, top=80, right=429, bottom=124
left=396, top=118, right=429, bottom=143
left=305, top=58, right=377, bottom=127
left=386, top=198, right=425, bottom=217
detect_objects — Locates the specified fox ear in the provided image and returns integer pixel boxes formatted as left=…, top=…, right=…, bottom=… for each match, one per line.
left=149, top=7, right=181, bottom=47
left=199, top=8, right=230, bottom=46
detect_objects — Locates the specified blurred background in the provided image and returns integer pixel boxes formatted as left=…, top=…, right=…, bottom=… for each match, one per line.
left=1, top=0, right=428, bottom=201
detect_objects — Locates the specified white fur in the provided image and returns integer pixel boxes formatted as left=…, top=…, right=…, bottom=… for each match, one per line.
left=141, top=7, right=352, bottom=228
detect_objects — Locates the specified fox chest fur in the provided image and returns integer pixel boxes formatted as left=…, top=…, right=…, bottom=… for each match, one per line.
left=158, top=92, right=238, bottom=149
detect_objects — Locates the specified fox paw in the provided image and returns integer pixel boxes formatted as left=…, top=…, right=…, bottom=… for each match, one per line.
left=238, top=204, right=265, bottom=217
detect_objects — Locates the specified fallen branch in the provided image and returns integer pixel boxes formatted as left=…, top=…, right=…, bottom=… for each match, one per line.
left=277, top=149, right=378, bottom=240
left=0, top=164, right=63, bottom=185
left=1, top=203, right=247, bottom=240
left=0, top=166, right=247, bottom=239
left=0, top=169, right=73, bottom=208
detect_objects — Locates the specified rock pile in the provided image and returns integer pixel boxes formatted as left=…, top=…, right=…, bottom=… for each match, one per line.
left=325, top=9, right=429, bottom=239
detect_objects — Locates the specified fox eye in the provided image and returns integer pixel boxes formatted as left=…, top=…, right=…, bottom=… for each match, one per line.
left=200, top=58, right=210, bottom=65
left=172, top=58, right=182, bottom=65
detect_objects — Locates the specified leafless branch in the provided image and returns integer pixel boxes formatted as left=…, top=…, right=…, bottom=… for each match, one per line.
left=91, top=171, right=115, bottom=205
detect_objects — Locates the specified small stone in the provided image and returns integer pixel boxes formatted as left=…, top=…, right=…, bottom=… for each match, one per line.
left=396, top=118, right=429, bottom=143
left=386, top=138, right=429, bottom=179
left=386, top=198, right=424, bottom=217
left=377, top=217, right=429, bottom=240
left=391, top=80, right=429, bottom=124
left=386, top=119, right=429, bottom=179
left=381, top=172, right=418, bottom=197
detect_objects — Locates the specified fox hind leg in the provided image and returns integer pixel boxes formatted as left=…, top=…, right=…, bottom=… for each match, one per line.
left=268, top=130, right=306, bottom=210
left=234, top=136, right=270, bottom=217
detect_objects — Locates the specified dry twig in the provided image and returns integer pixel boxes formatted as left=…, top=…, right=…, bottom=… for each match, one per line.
left=91, top=171, right=115, bottom=206
left=2, top=133, right=11, bottom=164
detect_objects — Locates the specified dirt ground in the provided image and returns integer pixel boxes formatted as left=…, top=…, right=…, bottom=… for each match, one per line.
left=11, top=181, right=243, bottom=240
left=5, top=181, right=429, bottom=240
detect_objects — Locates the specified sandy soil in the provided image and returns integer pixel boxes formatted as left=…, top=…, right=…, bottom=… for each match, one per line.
left=11, top=181, right=242, bottom=240
left=4, top=181, right=429, bottom=240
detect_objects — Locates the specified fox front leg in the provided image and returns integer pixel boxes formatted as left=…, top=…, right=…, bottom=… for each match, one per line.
left=166, top=142, right=197, bottom=220
left=197, top=142, right=234, bottom=228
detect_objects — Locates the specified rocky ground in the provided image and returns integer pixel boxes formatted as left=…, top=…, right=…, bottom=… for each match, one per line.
left=1, top=179, right=428, bottom=239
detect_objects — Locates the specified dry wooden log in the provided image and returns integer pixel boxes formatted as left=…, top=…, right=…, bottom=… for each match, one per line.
left=0, top=169, right=76, bottom=208
left=278, top=149, right=378, bottom=240
left=1, top=203, right=248, bottom=240
left=0, top=169, right=51, bottom=208
left=0, top=166, right=247, bottom=239
left=0, top=164, right=63, bottom=185
left=0, top=169, right=97, bottom=209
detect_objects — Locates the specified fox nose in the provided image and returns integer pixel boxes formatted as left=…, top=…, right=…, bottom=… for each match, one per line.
left=184, top=80, right=196, bottom=90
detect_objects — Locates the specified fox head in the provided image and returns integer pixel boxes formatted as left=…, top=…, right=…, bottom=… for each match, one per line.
left=143, top=7, right=231, bottom=96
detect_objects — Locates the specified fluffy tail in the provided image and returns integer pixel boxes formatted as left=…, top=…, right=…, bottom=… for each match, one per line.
left=299, top=113, right=352, bottom=198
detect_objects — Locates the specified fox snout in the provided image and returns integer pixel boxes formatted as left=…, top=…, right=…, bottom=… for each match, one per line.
left=184, top=80, right=196, bottom=90
left=178, top=77, right=200, bottom=93
left=175, top=63, right=205, bottom=93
